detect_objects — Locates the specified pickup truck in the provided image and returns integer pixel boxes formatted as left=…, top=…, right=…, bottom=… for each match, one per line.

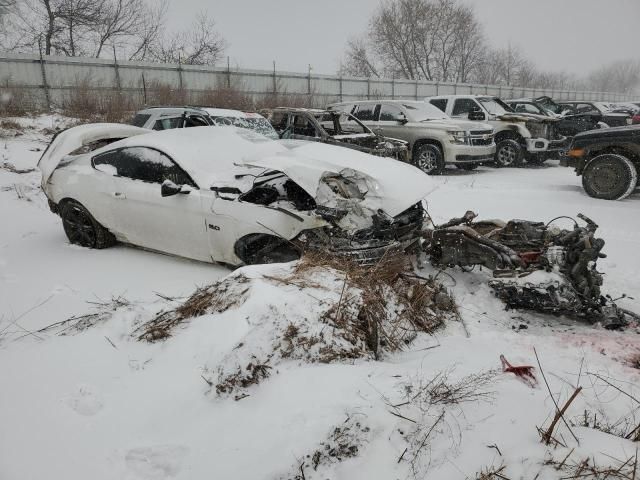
left=328, top=100, right=495, bottom=174
left=562, top=124, right=640, bottom=200
left=427, top=95, right=567, bottom=166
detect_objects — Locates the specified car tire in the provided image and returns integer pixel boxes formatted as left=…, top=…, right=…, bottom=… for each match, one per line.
left=455, top=164, right=478, bottom=171
left=494, top=139, right=524, bottom=167
left=413, top=144, right=445, bottom=175
left=60, top=200, right=115, bottom=249
left=582, top=154, right=637, bottom=200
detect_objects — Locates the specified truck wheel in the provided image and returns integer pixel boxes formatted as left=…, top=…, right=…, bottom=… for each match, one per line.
left=582, top=154, right=637, bottom=200
left=413, top=144, right=445, bottom=175
left=455, top=164, right=478, bottom=171
left=60, top=200, right=116, bottom=249
left=494, top=139, right=524, bottom=167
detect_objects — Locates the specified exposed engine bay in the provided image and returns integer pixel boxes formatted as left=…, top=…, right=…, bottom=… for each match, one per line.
left=425, top=211, right=635, bottom=329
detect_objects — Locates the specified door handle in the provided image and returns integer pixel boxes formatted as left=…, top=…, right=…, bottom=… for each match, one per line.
left=111, top=192, right=126, bottom=199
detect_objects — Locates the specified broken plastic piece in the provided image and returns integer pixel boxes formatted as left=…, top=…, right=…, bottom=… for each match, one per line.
left=500, top=354, right=537, bottom=388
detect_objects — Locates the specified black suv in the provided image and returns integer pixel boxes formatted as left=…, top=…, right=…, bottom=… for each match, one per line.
left=558, top=101, right=631, bottom=128
left=562, top=125, right=640, bottom=200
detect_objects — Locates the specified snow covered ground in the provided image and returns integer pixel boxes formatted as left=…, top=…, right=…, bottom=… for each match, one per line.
left=1, top=116, right=639, bottom=480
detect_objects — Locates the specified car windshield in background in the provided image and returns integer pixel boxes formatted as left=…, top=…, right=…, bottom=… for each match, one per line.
left=537, top=98, right=563, bottom=114
left=402, top=102, right=448, bottom=122
left=478, top=97, right=509, bottom=115
left=210, top=116, right=279, bottom=139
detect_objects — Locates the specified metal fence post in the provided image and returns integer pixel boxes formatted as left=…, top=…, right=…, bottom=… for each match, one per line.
left=435, top=82, right=439, bottom=95
left=339, top=75, right=343, bottom=102
left=415, top=79, right=419, bottom=100
left=227, top=56, right=231, bottom=88
left=272, top=61, right=277, bottom=94
left=367, top=77, right=371, bottom=100
left=307, top=64, right=311, bottom=95
left=112, top=46, right=122, bottom=92
left=176, top=54, right=184, bottom=91
left=37, top=38, right=51, bottom=110
left=391, top=76, right=395, bottom=99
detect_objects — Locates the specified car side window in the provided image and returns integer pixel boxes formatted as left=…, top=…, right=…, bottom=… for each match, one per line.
left=269, top=112, right=289, bottom=132
left=184, top=115, right=209, bottom=127
left=429, top=99, right=447, bottom=112
left=452, top=99, right=477, bottom=116
left=292, top=115, right=319, bottom=137
left=379, top=104, right=404, bottom=121
left=153, top=117, right=183, bottom=131
left=514, top=103, right=540, bottom=114
left=130, top=113, right=151, bottom=127
left=93, top=147, right=195, bottom=187
left=353, top=104, right=376, bottom=121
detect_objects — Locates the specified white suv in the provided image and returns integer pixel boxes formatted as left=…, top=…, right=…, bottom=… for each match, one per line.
left=130, top=107, right=279, bottom=139
left=329, top=100, right=495, bottom=174
left=427, top=95, right=567, bottom=167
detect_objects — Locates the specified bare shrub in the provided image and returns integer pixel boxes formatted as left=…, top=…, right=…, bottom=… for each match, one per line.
left=61, top=78, right=137, bottom=122
left=475, top=464, right=509, bottom=480
left=277, top=414, right=371, bottom=479
left=143, top=80, right=188, bottom=107
left=255, top=91, right=317, bottom=110
left=136, top=273, right=250, bottom=341
left=0, top=83, right=29, bottom=116
left=544, top=451, right=639, bottom=479
left=196, top=84, right=254, bottom=110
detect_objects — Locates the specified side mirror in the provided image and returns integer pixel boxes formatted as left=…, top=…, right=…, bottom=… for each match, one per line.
left=468, top=109, right=486, bottom=121
left=161, top=180, right=192, bottom=197
left=398, top=113, right=409, bottom=125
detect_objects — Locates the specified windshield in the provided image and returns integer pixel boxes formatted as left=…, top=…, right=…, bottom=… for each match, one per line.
left=536, top=97, right=563, bottom=114
left=211, top=115, right=279, bottom=139
left=402, top=102, right=449, bottom=121
left=478, top=97, right=509, bottom=115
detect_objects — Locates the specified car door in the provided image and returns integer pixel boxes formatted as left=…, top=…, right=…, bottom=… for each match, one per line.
left=450, top=98, right=480, bottom=120
left=352, top=104, right=378, bottom=132
left=92, top=146, right=211, bottom=262
left=374, top=103, right=409, bottom=141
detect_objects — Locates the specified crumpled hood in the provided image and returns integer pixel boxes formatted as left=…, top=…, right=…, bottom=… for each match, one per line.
left=406, top=119, right=493, bottom=131
left=496, top=112, right=559, bottom=123
left=38, top=123, right=148, bottom=185
left=244, top=141, right=434, bottom=218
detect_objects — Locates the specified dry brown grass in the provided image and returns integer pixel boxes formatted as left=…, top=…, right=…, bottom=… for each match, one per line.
left=0, top=83, right=30, bottom=116
left=136, top=274, right=250, bottom=342
left=60, top=79, right=136, bottom=122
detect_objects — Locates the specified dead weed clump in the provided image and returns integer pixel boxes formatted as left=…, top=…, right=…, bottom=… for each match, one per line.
left=286, top=251, right=455, bottom=360
left=543, top=451, right=639, bottom=479
left=214, top=355, right=273, bottom=399
left=278, top=414, right=371, bottom=480
left=136, top=273, right=250, bottom=342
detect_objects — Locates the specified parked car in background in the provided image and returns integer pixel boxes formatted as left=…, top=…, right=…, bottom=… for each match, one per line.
left=557, top=101, right=632, bottom=128
left=38, top=125, right=430, bottom=266
left=562, top=124, right=640, bottom=200
left=328, top=100, right=495, bottom=174
left=506, top=97, right=603, bottom=137
left=130, top=106, right=279, bottom=139
left=261, top=107, right=408, bottom=161
left=427, top=95, right=566, bottom=166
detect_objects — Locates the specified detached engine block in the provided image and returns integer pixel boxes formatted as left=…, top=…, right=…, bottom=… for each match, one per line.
left=425, top=211, right=629, bottom=329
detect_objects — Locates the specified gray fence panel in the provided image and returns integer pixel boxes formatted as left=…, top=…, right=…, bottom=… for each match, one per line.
left=0, top=52, right=637, bottom=112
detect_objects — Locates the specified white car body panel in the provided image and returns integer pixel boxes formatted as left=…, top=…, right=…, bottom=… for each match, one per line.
left=40, top=126, right=433, bottom=266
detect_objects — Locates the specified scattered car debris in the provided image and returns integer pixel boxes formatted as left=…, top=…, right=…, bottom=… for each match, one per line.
left=500, top=354, right=537, bottom=387
left=425, top=211, right=634, bottom=329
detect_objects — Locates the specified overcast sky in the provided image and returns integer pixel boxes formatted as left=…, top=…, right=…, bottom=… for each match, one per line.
left=165, top=0, right=640, bottom=75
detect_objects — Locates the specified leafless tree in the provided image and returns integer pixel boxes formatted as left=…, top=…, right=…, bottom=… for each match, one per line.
left=339, top=37, right=379, bottom=78
left=343, top=0, right=487, bottom=83
left=585, top=59, right=640, bottom=94
left=149, top=12, right=226, bottom=65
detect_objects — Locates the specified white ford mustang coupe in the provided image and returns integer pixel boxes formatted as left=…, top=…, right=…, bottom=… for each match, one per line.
left=39, top=125, right=432, bottom=266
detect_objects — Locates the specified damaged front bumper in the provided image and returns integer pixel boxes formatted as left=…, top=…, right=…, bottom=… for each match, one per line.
left=525, top=137, right=569, bottom=153
left=299, top=202, right=425, bottom=266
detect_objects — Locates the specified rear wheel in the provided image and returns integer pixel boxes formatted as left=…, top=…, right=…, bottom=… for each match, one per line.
left=494, top=139, right=524, bottom=167
left=582, top=154, right=637, bottom=200
left=60, top=200, right=115, bottom=249
left=413, top=144, right=445, bottom=175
